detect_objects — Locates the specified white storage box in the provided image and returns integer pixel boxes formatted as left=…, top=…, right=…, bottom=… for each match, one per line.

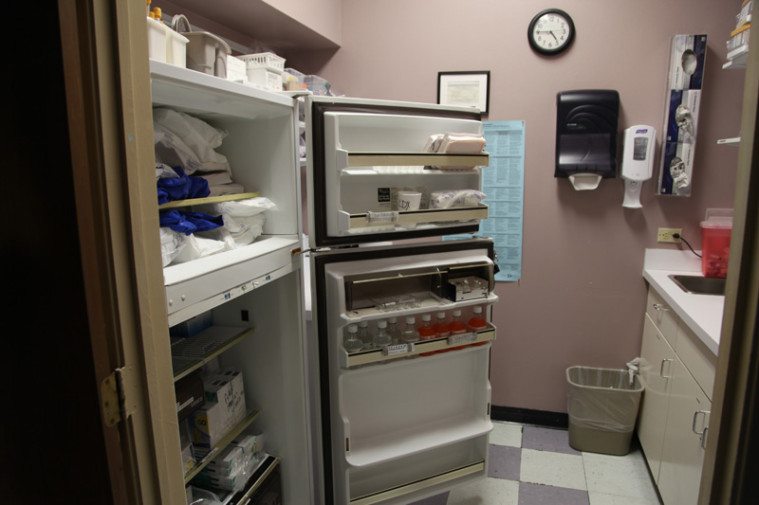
left=146, top=17, right=188, bottom=67
left=146, top=17, right=167, bottom=63
left=246, top=67, right=283, bottom=91
left=191, top=369, right=246, bottom=455
left=226, top=55, right=248, bottom=83
left=166, top=28, right=188, bottom=67
left=238, top=52, right=286, bottom=72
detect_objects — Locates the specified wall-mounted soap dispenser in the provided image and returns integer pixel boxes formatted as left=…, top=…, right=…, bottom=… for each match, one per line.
left=555, top=90, right=620, bottom=190
left=621, top=125, right=656, bottom=208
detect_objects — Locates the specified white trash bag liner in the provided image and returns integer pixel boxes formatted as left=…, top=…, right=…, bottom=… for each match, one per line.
left=566, top=366, right=643, bottom=433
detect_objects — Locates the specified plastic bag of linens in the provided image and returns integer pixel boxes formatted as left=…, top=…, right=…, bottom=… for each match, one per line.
left=198, top=197, right=277, bottom=249
left=153, top=108, right=232, bottom=180
left=159, top=227, right=187, bottom=267
left=187, top=486, right=222, bottom=505
left=429, top=190, right=486, bottom=209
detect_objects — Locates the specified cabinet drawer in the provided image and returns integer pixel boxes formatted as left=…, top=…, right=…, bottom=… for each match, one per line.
left=676, top=324, right=717, bottom=400
left=646, top=287, right=678, bottom=347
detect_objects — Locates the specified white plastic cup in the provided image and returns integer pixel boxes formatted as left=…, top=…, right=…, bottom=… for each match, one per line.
left=397, top=191, right=422, bottom=211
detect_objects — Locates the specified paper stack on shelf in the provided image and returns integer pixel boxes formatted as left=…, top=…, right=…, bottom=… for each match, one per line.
left=724, top=0, right=752, bottom=69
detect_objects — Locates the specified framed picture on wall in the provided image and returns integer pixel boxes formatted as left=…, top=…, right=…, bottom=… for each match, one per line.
left=437, top=71, right=490, bottom=115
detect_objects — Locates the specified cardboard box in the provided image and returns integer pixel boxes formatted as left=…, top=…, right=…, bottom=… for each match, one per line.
left=192, top=370, right=246, bottom=455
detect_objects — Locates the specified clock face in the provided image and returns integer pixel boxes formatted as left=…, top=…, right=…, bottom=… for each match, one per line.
left=528, top=9, right=575, bottom=55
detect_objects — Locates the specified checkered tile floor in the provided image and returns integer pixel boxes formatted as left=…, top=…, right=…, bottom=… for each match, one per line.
left=410, top=421, right=662, bottom=505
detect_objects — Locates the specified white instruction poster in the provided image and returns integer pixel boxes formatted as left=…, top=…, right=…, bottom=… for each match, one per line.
left=444, top=120, right=525, bottom=281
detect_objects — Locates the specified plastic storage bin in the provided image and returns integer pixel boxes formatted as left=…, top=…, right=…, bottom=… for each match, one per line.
left=146, top=17, right=167, bottom=63
left=566, top=366, right=643, bottom=455
left=701, top=209, right=733, bottom=278
left=165, top=28, right=188, bottom=67
left=245, top=67, right=283, bottom=91
left=183, top=31, right=230, bottom=77
left=146, top=17, right=188, bottom=67
left=238, top=52, right=285, bottom=72
left=304, top=74, right=332, bottom=95
left=239, top=52, right=285, bottom=91
left=226, top=55, right=248, bottom=83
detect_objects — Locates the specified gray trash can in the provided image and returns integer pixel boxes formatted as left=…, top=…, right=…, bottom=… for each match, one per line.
left=566, top=366, right=644, bottom=455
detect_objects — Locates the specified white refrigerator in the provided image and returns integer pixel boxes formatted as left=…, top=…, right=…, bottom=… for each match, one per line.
left=303, top=96, right=497, bottom=505
left=152, top=62, right=496, bottom=505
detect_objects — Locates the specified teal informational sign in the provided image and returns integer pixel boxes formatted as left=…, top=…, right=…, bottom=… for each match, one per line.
left=445, top=120, right=525, bottom=281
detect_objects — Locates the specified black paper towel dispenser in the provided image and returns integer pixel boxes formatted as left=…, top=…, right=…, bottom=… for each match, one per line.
left=555, top=90, right=620, bottom=190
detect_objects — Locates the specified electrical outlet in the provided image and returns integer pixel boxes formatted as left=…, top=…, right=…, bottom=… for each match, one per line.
left=657, top=227, right=682, bottom=243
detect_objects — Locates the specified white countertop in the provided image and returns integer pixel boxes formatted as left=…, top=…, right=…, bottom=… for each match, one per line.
left=642, top=249, right=724, bottom=355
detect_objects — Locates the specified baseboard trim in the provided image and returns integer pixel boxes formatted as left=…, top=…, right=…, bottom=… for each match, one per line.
left=490, top=405, right=569, bottom=428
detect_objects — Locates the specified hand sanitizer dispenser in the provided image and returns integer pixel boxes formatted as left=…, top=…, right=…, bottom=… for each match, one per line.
left=621, top=125, right=656, bottom=208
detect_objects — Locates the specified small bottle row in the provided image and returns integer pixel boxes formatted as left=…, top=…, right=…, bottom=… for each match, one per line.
left=343, top=306, right=489, bottom=353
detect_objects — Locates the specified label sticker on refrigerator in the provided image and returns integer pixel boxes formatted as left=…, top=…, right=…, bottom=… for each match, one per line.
left=377, top=187, right=391, bottom=209
left=448, top=332, right=477, bottom=346
left=383, top=343, right=410, bottom=356
left=367, top=211, right=397, bottom=223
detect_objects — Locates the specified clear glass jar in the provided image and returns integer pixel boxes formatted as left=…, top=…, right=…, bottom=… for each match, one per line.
left=344, top=324, right=364, bottom=353
left=373, top=320, right=392, bottom=347
left=400, top=316, right=420, bottom=343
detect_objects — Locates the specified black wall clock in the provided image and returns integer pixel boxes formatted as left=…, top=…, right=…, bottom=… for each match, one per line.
left=528, top=9, right=575, bottom=55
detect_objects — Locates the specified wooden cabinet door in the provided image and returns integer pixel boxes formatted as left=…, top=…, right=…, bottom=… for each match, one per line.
left=637, top=314, right=676, bottom=482
left=658, top=356, right=711, bottom=505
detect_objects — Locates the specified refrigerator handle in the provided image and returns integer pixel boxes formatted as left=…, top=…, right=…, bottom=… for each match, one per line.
left=342, top=416, right=351, bottom=452
left=485, top=382, right=492, bottom=418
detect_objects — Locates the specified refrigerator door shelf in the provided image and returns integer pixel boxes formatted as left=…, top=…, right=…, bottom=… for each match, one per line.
left=341, top=324, right=496, bottom=368
left=339, top=206, right=488, bottom=234
left=345, top=151, right=489, bottom=169
left=345, top=416, right=492, bottom=469
left=340, top=292, right=498, bottom=323
left=349, top=461, right=485, bottom=505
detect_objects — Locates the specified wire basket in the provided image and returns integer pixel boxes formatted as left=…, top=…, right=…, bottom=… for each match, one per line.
left=238, top=52, right=285, bottom=73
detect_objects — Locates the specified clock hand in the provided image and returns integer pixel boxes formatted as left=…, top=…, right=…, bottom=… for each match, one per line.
left=550, top=31, right=559, bottom=42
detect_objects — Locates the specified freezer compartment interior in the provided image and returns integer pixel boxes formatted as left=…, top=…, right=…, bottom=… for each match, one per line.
left=316, top=110, right=489, bottom=239
left=153, top=70, right=301, bottom=284
left=156, top=101, right=302, bottom=324
left=348, top=437, right=488, bottom=503
left=344, top=262, right=493, bottom=313
left=156, top=111, right=300, bottom=237
left=337, top=345, right=492, bottom=470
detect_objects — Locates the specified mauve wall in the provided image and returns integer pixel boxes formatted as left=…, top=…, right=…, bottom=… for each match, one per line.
left=298, top=0, right=744, bottom=411
left=263, top=0, right=342, bottom=45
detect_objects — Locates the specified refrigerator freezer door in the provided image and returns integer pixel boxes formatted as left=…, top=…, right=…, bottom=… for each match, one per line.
left=306, top=96, right=490, bottom=248
left=309, top=239, right=496, bottom=505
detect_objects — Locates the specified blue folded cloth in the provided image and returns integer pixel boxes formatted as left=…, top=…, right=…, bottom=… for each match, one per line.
left=160, top=210, right=223, bottom=235
left=157, top=166, right=210, bottom=205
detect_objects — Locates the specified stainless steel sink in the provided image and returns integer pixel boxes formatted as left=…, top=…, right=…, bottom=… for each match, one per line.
left=669, top=274, right=726, bottom=295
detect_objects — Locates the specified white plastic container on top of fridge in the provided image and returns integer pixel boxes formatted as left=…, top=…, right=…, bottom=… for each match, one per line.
left=146, top=17, right=188, bottom=67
